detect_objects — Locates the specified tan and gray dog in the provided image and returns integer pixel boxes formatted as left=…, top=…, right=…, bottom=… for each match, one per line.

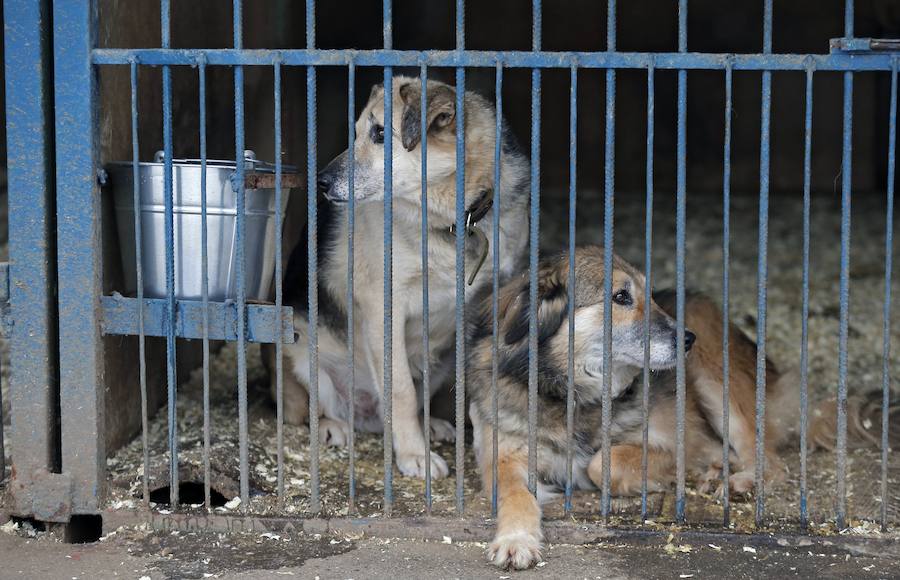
left=269, top=77, right=530, bottom=480
left=469, top=246, right=874, bottom=570
left=467, top=247, right=687, bottom=569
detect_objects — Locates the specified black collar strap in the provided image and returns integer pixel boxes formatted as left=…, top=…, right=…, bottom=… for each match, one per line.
left=446, top=188, right=493, bottom=285
left=449, top=187, right=494, bottom=234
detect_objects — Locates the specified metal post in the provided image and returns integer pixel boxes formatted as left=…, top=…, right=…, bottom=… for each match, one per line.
left=3, top=0, right=60, bottom=516
left=53, top=0, right=106, bottom=515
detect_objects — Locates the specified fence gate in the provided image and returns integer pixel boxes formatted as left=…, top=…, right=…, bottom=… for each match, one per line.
left=2, top=0, right=899, bottom=547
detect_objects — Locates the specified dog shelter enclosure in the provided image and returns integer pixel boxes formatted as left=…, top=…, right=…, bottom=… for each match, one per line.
left=1, top=0, right=899, bottom=547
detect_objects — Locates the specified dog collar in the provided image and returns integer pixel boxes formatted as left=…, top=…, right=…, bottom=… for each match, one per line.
left=448, top=188, right=493, bottom=285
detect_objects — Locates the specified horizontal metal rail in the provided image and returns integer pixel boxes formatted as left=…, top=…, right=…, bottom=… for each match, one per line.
left=92, top=48, right=900, bottom=71
left=100, top=296, right=295, bottom=343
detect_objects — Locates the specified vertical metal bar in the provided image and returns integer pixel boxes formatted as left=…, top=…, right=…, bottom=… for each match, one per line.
left=7, top=0, right=59, bottom=513
left=199, top=56, right=211, bottom=511
left=420, top=62, right=432, bottom=514
left=754, top=0, right=773, bottom=528
left=835, top=3, right=854, bottom=527
left=799, top=60, right=814, bottom=530
left=527, top=0, right=542, bottom=496
left=491, top=61, right=503, bottom=518
left=881, top=58, right=897, bottom=532
left=721, top=59, right=733, bottom=526
left=160, top=0, right=180, bottom=508
left=453, top=0, right=467, bottom=517
left=674, top=0, right=688, bottom=524
left=274, top=57, right=285, bottom=507
left=382, top=0, right=394, bottom=517
left=233, top=0, right=250, bottom=509
left=600, top=0, right=617, bottom=520
left=564, top=64, right=577, bottom=516
left=346, top=59, right=357, bottom=515
left=130, top=59, right=150, bottom=509
left=833, top=0, right=857, bottom=530
left=306, top=0, right=321, bottom=515
left=641, top=60, right=655, bottom=523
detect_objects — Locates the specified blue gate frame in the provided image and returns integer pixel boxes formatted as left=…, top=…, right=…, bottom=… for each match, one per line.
left=2, top=0, right=898, bottom=536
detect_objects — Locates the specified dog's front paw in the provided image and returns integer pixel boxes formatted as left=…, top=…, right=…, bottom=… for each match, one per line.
left=319, top=418, right=351, bottom=447
left=488, top=531, right=543, bottom=570
left=396, top=450, right=449, bottom=479
left=426, top=417, right=456, bottom=443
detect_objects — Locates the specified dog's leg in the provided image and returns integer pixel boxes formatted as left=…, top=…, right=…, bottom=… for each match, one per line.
left=486, top=448, right=543, bottom=570
left=588, top=444, right=674, bottom=496
left=264, top=339, right=309, bottom=426
left=363, top=307, right=449, bottom=479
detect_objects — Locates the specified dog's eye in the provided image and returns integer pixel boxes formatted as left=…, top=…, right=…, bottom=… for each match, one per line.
left=612, top=289, right=632, bottom=306
left=371, top=123, right=385, bottom=144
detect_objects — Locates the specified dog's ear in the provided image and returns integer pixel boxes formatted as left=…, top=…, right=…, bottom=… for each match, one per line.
left=399, top=82, right=456, bottom=151
left=368, top=82, right=384, bottom=104
left=501, top=261, right=569, bottom=346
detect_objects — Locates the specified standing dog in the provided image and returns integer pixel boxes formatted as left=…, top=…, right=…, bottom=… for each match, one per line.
left=275, top=77, right=530, bottom=479
left=467, top=247, right=688, bottom=569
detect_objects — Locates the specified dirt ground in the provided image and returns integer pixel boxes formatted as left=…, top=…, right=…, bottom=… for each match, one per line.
left=1, top=515, right=900, bottom=580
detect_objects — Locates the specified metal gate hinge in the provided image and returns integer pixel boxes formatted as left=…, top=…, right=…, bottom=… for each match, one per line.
left=830, top=37, right=900, bottom=54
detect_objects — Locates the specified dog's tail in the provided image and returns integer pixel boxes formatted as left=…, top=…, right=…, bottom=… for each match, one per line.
left=769, top=366, right=898, bottom=452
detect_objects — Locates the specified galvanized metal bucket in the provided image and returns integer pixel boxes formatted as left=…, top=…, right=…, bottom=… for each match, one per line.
left=108, top=151, right=296, bottom=302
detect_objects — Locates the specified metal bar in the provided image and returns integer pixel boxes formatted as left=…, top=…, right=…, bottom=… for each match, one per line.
left=755, top=0, right=773, bottom=527
left=641, top=60, right=655, bottom=523
left=674, top=0, right=688, bottom=525
left=306, top=0, right=321, bottom=515
left=161, top=0, right=180, bottom=509
left=527, top=0, right=542, bottom=496
left=881, top=58, right=897, bottom=532
left=836, top=67, right=853, bottom=531
left=845, top=0, right=854, bottom=38
left=130, top=59, right=150, bottom=509
left=198, top=56, right=211, bottom=511
left=274, top=57, right=285, bottom=507
left=420, top=62, right=432, bottom=514
left=92, top=49, right=900, bottom=72
left=721, top=59, right=733, bottom=526
left=347, top=60, right=357, bottom=515
left=799, top=60, right=814, bottom=530
left=233, top=0, right=251, bottom=510
left=600, top=0, right=617, bottom=520
left=564, top=63, right=577, bottom=516
left=491, top=61, right=503, bottom=518
left=382, top=0, right=394, bottom=518
left=454, top=0, right=467, bottom=517
left=4, top=0, right=58, bottom=513
left=54, top=0, right=105, bottom=515
left=101, top=298, right=295, bottom=343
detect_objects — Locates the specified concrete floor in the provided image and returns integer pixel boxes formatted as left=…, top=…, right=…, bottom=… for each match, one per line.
left=1, top=520, right=899, bottom=580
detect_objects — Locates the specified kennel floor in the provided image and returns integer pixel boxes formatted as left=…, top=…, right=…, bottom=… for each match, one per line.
left=96, top=188, right=899, bottom=534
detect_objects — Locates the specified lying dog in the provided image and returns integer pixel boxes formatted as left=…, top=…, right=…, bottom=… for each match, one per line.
left=467, top=247, right=686, bottom=569
left=273, top=77, right=530, bottom=479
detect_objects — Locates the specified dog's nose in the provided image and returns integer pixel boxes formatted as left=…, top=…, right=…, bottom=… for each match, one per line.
left=317, top=172, right=334, bottom=194
left=684, top=330, right=696, bottom=352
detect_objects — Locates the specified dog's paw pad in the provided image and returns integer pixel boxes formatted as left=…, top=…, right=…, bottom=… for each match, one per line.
left=319, top=418, right=351, bottom=447
left=396, top=451, right=449, bottom=480
left=427, top=417, right=456, bottom=443
left=488, top=531, right=543, bottom=570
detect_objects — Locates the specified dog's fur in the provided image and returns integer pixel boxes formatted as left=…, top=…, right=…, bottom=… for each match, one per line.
left=467, top=247, right=686, bottom=570
left=273, top=77, right=530, bottom=479
left=585, top=289, right=799, bottom=500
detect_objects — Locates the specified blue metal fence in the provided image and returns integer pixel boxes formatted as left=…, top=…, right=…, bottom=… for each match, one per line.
left=2, top=0, right=899, bottom=537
